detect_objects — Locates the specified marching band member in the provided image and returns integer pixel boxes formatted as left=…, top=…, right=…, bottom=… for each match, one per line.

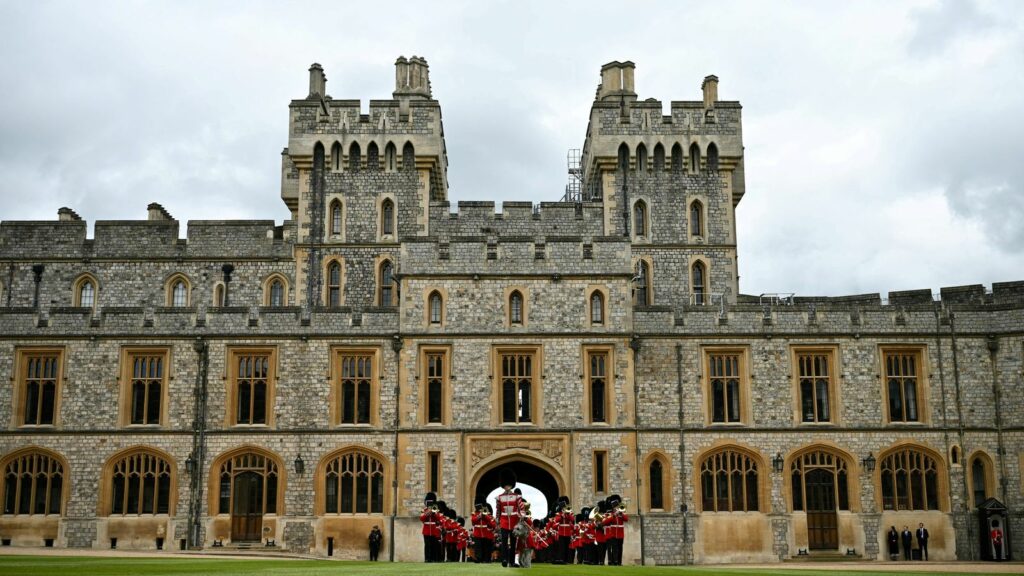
left=554, top=496, right=574, bottom=564
left=420, top=492, right=441, bottom=563
left=604, top=494, right=628, bottom=566
left=495, top=468, right=523, bottom=568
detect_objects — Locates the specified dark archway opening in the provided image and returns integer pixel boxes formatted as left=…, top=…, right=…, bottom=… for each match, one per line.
left=474, top=459, right=560, bottom=518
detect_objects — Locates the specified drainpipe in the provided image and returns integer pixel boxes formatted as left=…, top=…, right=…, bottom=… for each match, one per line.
left=948, top=313, right=971, bottom=558
left=675, top=343, right=689, bottom=564
left=987, top=336, right=1009, bottom=506
left=221, top=264, right=234, bottom=307
left=31, top=264, right=44, bottom=308
left=630, top=335, right=645, bottom=566
left=187, top=337, right=210, bottom=549
left=390, top=333, right=403, bottom=562
left=6, top=263, right=14, bottom=307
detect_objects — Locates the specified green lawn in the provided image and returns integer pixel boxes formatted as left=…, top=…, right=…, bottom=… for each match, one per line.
left=0, top=556, right=993, bottom=576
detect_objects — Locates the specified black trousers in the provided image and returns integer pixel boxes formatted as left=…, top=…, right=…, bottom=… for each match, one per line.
left=595, top=541, right=606, bottom=565
left=918, top=541, right=928, bottom=560
left=423, top=535, right=433, bottom=562
left=608, top=538, right=623, bottom=565
left=556, top=535, right=570, bottom=564
left=500, top=528, right=516, bottom=566
left=902, top=542, right=912, bottom=560
left=369, top=543, right=380, bottom=561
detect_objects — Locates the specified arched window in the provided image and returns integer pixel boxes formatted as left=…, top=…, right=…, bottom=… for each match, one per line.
left=653, top=143, right=665, bottom=172
left=213, top=284, right=225, bottom=307
left=348, top=142, right=361, bottom=172
left=707, top=142, right=719, bottom=171
left=216, top=451, right=279, bottom=516
left=379, top=260, right=395, bottom=306
left=649, top=458, right=665, bottom=510
left=428, top=291, right=443, bottom=325
left=366, top=142, right=380, bottom=171
left=314, top=142, right=325, bottom=173
left=327, top=261, right=342, bottom=307
left=671, top=143, right=683, bottom=173
left=969, top=453, right=994, bottom=508
left=950, top=445, right=960, bottom=465
left=76, top=278, right=96, bottom=308
left=166, top=275, right=189, bottom=307
left=590, top=291, right=604, bottom=325
left=690, top=200, right=704, bottom=237
left=879, top=447, right=942, bottom=511
left=381, top=199, right=395, bottom=237
left=633, top=260, right=650, bottom=306
left=509, top=290, right=524, bottom=325
left=633, top=200, right=647, bottom=237
left=331, top=142, right=342, bottom=171
left=700, top=448, right=760, bottom=512
left=2, top=450, right=64, bottom=516
left=108, top=450, right=172, bottom=515
left=402, top=142, right=415, bottom=171
left=617, top=143, right=630, bottom=171
left=689, top=142, right=701, bottom=174
left=323, top=451, right=385, bottom=514
left=268, top=279, right=285, bottom=307
left=692, top=261, right=707, bottom=305
left=636, top=143, right=648, bottom=173
left=384, top=142, right=397, bottom=172
left=330, top=200, right=343, bottom=236
left=790, top=449, right=850, bottom=512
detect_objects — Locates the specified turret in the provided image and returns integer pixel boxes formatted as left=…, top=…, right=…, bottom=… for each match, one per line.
left=308, top=63, right=327, bottom=98
left=596, top=61, right=636, bottom=102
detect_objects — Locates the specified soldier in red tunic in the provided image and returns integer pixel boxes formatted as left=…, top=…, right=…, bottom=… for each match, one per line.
left=495, top=468, right=522, bottom=568
left=420, top=492, right=441, bottom=563
left=603, top=494, right=628, bottom=565
left=554, top=496, right=574, bottom=564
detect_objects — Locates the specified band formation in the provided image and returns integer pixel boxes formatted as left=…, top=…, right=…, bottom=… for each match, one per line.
left=419, top=469, right=627, bottom=567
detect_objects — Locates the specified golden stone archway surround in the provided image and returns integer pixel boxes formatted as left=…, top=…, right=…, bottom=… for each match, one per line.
left=464, top=434, right=570, bottom=510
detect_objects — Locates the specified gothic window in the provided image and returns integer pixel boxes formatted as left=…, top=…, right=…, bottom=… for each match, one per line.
left=75, top=276, right=96, bottom=308
left=327, top=261, right=342, bottom=307
left=384, top=142, right=397, bottom=172
left=649, top=458, right=665, bottom=510
left=692, top=261, right=707, bottom=305
left=348, top=142, right=361, bottom=172
left=323, top=451, right=385, bottom=515
left=509, top=290, right=524, bottom=325
left=790, top=449, right=850, bottom=512
left=633, top=200, right=647, bottom=237
left=16, top=349, right=62, bottom=426
left=796, top=351, right=834, bottom=423
left=690, top=200, right=704, bottom=237
left=969, top=453, right=994, bottom=508
left=424, top=349, right=447, bottom=424
left=428, top=291, right=443, bottom=325
left=590, top=291, right=604, bottom=326
left=1, top=450, right=64, bottom=516
left=708, top=142, right=719, bottom=171
left=689, top=142, right=701, bottom=174
left=707, top=350, right=744, bottom=424
left=381, top=199, right=395, bottom=237
left=884, top=349, right=924, bottom=423
left=636, top=143, right=648, bottom=173
left=123, top=349, right=167, bottom=426
left=330, top=200, right=343, bottom=236
left=632, top=260, right=650, bottom=306
left=879, top=447, right=942, bottom=511
left=499, top=350, right=536, bottom=424
left=402, top=142, right=415, bottom=171
left=264, top=275, right=288, bottom=307
left=216, top=451, right=279, bottom=515
left=107, top=450, right=172, bottom=515
left=213, top=283, right=225, bottom=307
left=229, top=349, right=275, bottom=426
left=653, top=143, right=665, bottom=171
left=618, top=143, right=629, bottom=171
left=269, top=280, right=284, bottom=306
left=671, top=143, right=684, bottom=173
left=366, top=142, right=380, bottom=171
left=331, top=142, right=342, bottom=171
left=166, top=275, right=190, bottom=307
left=336, top=351, right=375, bottom=425
left=379, top=260, right=395, bottom=306
left=700, top=448, right=760, bottom=512
left=587, top=350, right=609, bottom=423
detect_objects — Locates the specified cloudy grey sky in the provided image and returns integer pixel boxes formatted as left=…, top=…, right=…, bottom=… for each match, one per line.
left=1, top=0, right=1022, bottom=297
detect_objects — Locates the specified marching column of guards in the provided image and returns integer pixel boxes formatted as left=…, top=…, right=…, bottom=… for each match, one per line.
left=420, top=467, right=629, bottom=566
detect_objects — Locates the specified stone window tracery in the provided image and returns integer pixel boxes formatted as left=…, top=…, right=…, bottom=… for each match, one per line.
left=884, top=350, right=924, bottom=423
left=16, top=349, right=62, bottom=427
left=700, top=448, right=760, bottom=512
left=323, top=451, right=384, bottom=515
left=2, top=450, right=64, bottom=516
left=879, top=447, right=942, bottom=511
left=228, top=349, right=276, bottom=426
left=108, top=451, right=172, bottom=515
left=509, top=290, right=524, bottom=325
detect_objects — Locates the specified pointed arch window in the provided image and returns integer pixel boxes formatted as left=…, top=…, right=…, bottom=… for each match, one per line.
left=323, top=451, right=385, bottom=514
left=213, top=284, right=225, bottom=307
left=330, top=200, right=343, bottom=236
left=879, top=447, right=942, bottom=511
left=633, top=260, right=650, bottom=306
left=269, top=279, right=284, bottom=307
left=671, top=143, right=684, bottom=173
left=689, top=143, right=701, bottom=174
left=402, top=142, right=415, bottom=171
left=108, top=451, right=172, bottom=515
left=379, top=261, right=395, bottom=306
left=708, top=142, right=719, bottom=171
left=636, top=143, right=648, bottom=173
left=699, top=448, right=760, bottom=512
left=349, top=142, right=361, bottom=172
left=381, top=199, right=395, bottom=237
left=366, top=142, right=380, bottom=171
left=649, top=458, right=665, bottom=510
left=327, top=261, right=342, bottom=307
left=331, top=142, right=342, bottom=171
left=617, top=143, right=630, bottom=171
left=653, top=143, right=665, bottom=172
left=633, top=200, right=647, bottom=237
left=692, top=261, right=707, bottom=305
left=509, top=290, right=524, bottom=325
left=167, top=276, right=189, bottom=307
left=590, top=291, right=605, bottom=325
left=216, top=451, right=279, bottom=515
left=384, top=142, right=397, bottom=172
left=428, top=291, right=443, bottom=325
left=969, top=454, right=993, bottom=508
left=690, top=201, right=704, bottom=237
left=77, top=278, right=96, bottom=308
left=790, top=450, right=850, bottom=512
left=2, top=450, right=64, bottom=516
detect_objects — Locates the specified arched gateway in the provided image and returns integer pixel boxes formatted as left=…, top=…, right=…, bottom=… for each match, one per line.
left=470, top=453, right=565, bottom=516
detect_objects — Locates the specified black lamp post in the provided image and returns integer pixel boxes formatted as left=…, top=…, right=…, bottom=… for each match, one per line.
left=772, top=452, right=784, bottom=473
left=862, top=452, right=876, bottom=472
left=294, top=454, right=305, bottom=475
left=185, top=454, right=194, bottom=475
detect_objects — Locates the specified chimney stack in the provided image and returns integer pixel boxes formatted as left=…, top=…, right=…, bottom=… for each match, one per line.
left=57, top=207, right=82, bottom=221
left=393, top=55, right=431, bottom=99
left=597, top=61, right=637, bottom=102
left=147, top=203, right=173, bottom=221
left=702, top=75, right=719, bottom=109
left=308, top=63, right=327, bottom=98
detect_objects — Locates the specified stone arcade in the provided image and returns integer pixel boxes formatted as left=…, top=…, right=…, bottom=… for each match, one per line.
left=0, top=57, right=1022, bottom=564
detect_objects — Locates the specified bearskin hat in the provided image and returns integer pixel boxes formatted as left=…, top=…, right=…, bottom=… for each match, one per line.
left=606, top=494, right=622, bottom=507
left=446, top=508, right=456, bottom=520
left=499, top=468, right=517, bottom=489
left=437, top=500, right=449, bottom=514
left=597, top=500, right=609, bottom=513
left=425, top=492, right=437, bottom=506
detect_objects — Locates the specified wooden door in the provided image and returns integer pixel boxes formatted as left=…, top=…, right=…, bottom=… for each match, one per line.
left=231, top=471, right=263, bottom=542
left=805, top=468, right=838, bottom=550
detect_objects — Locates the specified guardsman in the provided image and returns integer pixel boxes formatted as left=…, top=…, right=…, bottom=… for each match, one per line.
left=471, top=503, right=488, bottom=563
left=554, top=496, right=574, bottom=564
left=443, top=508, right=459, bottom=562
left=420, top=492, right=440, bottom=562
left=456, top=516, right=469, bottom=562
left=604, top=494, right=628, bottom=566
left=495, top=468, right=522, bottom=568
left=593, top=500, right=608, bottom=565
left=483, top=503, right=497, bottom=563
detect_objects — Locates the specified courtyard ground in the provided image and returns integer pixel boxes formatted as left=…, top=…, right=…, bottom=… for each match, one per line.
left=0, top=549, right=1021, bottom=576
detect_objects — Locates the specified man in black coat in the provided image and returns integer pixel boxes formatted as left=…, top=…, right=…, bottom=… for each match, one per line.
left=916, top=523, right=929, bottom=560
left=901, top=525, right=913, bottom=560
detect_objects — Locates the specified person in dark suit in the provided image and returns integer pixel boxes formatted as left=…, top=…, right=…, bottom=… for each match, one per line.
left=901, top=525, right=913, bottom=560
left=368, top=525, right=383, bottom=561
left=916, top=523, right=929, bottom=560
left=887, top=526, right=899, bottom=560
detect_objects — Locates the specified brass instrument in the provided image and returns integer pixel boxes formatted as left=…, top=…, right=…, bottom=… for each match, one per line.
left=618, top=504, right=627, bottom=513
left=431, top=505, right=439, bottom=512
left=589, top=507, right=604, bottom=522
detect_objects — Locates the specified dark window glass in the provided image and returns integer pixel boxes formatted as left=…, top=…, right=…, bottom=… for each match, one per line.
left=649, top=460, right=664, bottom=509
left=700, top=449, right=759, bottom=512
left=589, top=352, right=607, bottom=423
left=709, top=353, right=742, bottom=423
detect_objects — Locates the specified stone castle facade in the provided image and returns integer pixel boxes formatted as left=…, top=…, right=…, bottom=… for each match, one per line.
left=0, top=57, right=1021, bottom=564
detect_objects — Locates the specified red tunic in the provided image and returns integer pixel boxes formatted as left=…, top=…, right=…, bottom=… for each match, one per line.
left=602, top=511, right=628, bottom=539
left=496, top=491, right=522, bottom=530
left=420, top=508, right=441, bottom=538
left=471, top=512, right=488, bottom=539
left=556, top=510, right=575, bottom=537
